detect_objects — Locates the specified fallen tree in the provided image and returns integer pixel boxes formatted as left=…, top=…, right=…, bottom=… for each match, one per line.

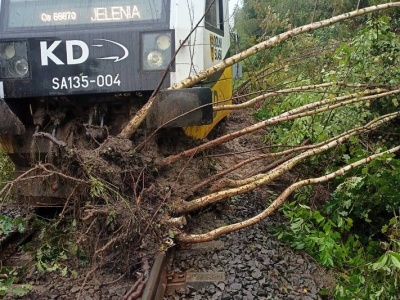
left=119, top=2, right=400, bottom=138
left=1, top=2, right=400, bottom=299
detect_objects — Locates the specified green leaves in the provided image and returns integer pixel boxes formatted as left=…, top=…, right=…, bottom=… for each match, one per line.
left=237, top=3, right=400, bottom=299
left=276, top=156, right=400, bottom=298
left=89, top=175, right=106, bottom=198
left=389, top=252, right=400, bottom=269
left=370, top=253, right=389, bottom=270
left=277, top=202, right=344, bottom=267
left=0, top=268, right=32, bottom=298
left=369, top=251, right=400, bottom=275
left=0, top=215, right=26, bottom=236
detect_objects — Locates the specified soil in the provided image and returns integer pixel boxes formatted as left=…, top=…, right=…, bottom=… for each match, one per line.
left=2, top=106, right=335, bottom=299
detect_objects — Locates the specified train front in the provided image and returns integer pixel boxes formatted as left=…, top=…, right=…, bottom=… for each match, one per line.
left=0, top=0, right=231, bottom=201
left=1, top=0, right=174, bottom=97
left=0, top=0, right=182, bottom=200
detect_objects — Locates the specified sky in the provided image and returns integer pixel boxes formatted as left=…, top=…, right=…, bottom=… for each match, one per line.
left=229, top=0, right=241, bottom=15
left=229, top=0, right=242, bottom=25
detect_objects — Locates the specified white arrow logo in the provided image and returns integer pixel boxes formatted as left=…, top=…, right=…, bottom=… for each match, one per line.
left=92, top=39, right=129, bottom=62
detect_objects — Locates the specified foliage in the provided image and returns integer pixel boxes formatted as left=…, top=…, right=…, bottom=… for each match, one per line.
left=0, top=151, right=13, bottom=190
left=0, top=216, right=29, bottom=298
left=0, top=219, right=75, bottom=298
left=23, top=219, right=82, bottom=278
left=275, top=155, right=400, bottom=299
left=330, top=16, right=400, bottom=86
left=233, top=0, right=387, bottom=51
left=0, top=215, right=26, bottom=236
left=253, top=16, right=400, bottom=164
left=234, top=2, right=400, bottom=298
left=0, top=271, right=31, bottom=298
left=329, top=154, right=400, bottom=228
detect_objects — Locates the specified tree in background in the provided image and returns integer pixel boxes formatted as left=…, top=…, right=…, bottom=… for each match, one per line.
left=233, top=0, right=396, bottom=51
left=232, top=1, right=400, bottom=299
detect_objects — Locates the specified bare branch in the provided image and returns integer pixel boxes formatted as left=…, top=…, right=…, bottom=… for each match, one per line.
left=214, top=82, right=382, bottom=111
left=176, top=145, right=400, bottom=243
left=119, top=3, right=400, bottom=138
left=164, top=89, right=400, bottom=165
left=175, top=112, right=400, bottom=214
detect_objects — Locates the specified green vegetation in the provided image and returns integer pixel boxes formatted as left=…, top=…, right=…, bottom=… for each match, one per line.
left=0, top=214, right=29, bottom=297
left=275, top=155, right=400, bottom=299
left=234, top=1, right=400, bottom=298
left=0, top=151, right=13, bottom=190
left=0, top=151, right=30, bottom=297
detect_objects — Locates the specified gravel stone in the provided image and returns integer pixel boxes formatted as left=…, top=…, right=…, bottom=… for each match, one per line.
left=165, top=197, right=334, bottom=300
left=230, top=282, right=242, bottom=290
left=70, top=286, right=80, bottom=294
left=217, top=282, right=226, bottom=291
left=251, top=268, right=262, bottom=279
left=221, top=294, right=233, bottom=300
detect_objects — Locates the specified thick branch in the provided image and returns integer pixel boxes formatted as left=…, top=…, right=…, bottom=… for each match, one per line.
left=175, top=112, right=400, bottom=214
left=119, top=3, right=400, bottom=138
left=164, top=89, right=400, bottom=165
left=171, top=3, right=400, bottom=90
left=214, top=82, right=378, bottom=111
left=175, top=145, right=400, bottom=243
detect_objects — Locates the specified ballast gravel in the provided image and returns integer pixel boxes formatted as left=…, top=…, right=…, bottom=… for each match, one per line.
left=166, top=197, right=334, bottom=300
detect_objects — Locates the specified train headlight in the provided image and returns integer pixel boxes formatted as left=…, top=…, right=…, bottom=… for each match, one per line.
left=147, top=51, right=164, bottom=69
left=13, top=58, right=29, bottom=77
left=0, top=41, right=29, bottom=79
left=142, top=31, right=173, bottom=71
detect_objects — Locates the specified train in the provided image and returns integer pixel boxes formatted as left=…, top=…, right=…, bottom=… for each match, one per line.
left=0, top=0, right=233, bottom=200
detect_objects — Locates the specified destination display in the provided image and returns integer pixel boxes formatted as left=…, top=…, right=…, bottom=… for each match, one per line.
left=8, top=0, right=164, bottom=27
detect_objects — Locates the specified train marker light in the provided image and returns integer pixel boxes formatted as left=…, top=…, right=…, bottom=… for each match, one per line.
left=2, top=44, right=16, bottom=59
left=156, top=35, right=171, bottom=51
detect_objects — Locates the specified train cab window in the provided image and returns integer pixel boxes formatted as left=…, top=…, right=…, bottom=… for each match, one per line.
left=205, top=0, right=224, bottom=35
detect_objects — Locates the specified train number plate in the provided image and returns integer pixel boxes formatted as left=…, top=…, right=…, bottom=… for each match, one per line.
left=52, top=74, right=121, bottom=90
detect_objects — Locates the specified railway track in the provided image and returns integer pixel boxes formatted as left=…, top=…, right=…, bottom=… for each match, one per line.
left=140, top=202, right=333, bottom=300
left=142, top=241, right=226, bottom=299
left=141, top=241, right=226, bottom=300
left=0, top=195, right=333, bottom=299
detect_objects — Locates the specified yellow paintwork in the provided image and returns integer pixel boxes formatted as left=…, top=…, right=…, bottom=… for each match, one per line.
left=0, top=136, right=14, bottom=153
left=183, top=67, right=233, bottom=139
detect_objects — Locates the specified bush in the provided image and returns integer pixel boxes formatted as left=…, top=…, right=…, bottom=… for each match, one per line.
left=275, top=155, right=400, bottom=299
